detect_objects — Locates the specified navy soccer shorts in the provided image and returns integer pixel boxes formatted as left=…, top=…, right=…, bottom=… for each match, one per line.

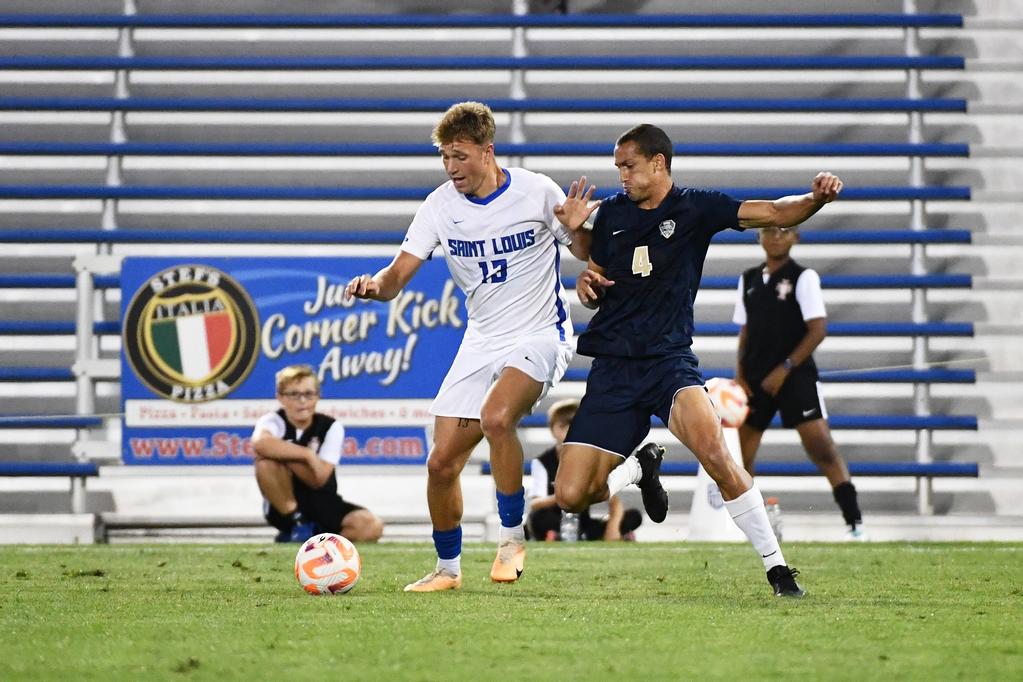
left=744, top=366, right=827, bottom=431
left=564, top=351, right=703, bottom=457
left=265, top=476, right=364, bottom=534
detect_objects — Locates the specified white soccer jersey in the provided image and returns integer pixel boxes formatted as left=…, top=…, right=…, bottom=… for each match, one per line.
left=401, top=167, right=574, bottom=344
left=252, top=411, right=344, bottom=466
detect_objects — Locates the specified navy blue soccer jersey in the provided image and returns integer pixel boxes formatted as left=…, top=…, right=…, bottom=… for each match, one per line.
left=576, top=185, right=743, bottom=358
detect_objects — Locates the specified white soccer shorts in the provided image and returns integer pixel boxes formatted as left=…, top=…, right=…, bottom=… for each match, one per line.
left=430, top=328, right=572, bottom=419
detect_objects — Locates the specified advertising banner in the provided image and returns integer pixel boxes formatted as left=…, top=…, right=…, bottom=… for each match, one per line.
left=120, top=257, right=465, bottom=465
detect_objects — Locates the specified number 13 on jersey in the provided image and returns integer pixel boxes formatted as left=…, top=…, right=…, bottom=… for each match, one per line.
left=479, top=258, right=508, bottom=284
left=632, top=246, right=653, bottom=277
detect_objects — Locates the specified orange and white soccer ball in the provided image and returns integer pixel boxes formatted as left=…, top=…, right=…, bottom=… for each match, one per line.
left=705, top=377, right=750, bottom=428
left=294, top=533, right=362, bottom=595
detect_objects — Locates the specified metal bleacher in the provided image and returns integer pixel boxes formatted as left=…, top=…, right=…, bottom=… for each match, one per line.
left=1, top=0, right=1021, bottom=535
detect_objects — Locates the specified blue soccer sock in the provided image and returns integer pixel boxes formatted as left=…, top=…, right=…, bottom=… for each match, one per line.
left=496, top=487, right=526, bottom=543
left=432, top=527, right=462, bottom=575
left=496, top=487, right=526, bottom=528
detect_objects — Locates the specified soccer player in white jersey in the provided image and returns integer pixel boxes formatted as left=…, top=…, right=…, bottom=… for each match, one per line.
left=344, top=102, right=599, bottom=592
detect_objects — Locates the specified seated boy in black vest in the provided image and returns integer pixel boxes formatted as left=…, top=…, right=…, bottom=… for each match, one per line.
left=526, top=399, right=642, bottom=541
left=252, top=364, right=384, bottom=543
left=733, top=226, right=865, bottom=540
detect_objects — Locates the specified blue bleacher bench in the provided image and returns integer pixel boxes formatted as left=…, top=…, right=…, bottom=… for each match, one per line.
left=0, top=415, right=103, bottom=429
left=0, top=228, right=974, bottom=246
left=0, top=55, right=967, bottom=71
left=0, top=274, right=119, bottom=289
left=712, top=229, right=972, bottom=245
left=0, top=273, right=971, bottom=291
left=519, top=413, right=977, bottom=430
left=0, top=184, right=972, bottom=202
left=561, top=367, right=976, bottom=384
left=1, top=366, right=975, bottom=386
left=0, top=461, right=99, bottom=477
left=570, top=321, right=973, bottom=337
left=0, top=96, right=970, bottom=114
left=481, top=460, right=978, bottom=477
left=0, top=321, right=119, bottom=335
left=0, top=141, right=970, bottom=158
left=0, top=13, right=965, bottom=29
left=0, top=367, right=75, bottom=382
left=0, top=319, right=971, bottom=338
left=563, top=274, right=972, bottom=290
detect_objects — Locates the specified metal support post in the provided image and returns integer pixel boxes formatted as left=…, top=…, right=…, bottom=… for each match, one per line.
left=509, top=0, right=528, bottom=164
left=904, top=0, right=934, bottom=514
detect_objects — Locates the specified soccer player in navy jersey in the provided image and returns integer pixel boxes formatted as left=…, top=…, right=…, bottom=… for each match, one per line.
left=556, top=124, right=842, bottom=597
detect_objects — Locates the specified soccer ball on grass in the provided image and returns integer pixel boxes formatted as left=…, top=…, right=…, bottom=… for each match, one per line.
left=294, top=533, right=361, bottom=595
left=704, top=377, right=750, bottom=428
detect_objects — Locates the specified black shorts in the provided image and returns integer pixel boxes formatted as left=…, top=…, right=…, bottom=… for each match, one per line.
left=264, top=476, right=364, bottom=534
left=565, top=351, right=704, bottom=457
left=744, top=367, right=827, bottom=431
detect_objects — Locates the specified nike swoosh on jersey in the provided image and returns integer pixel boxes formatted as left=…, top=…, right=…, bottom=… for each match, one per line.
left=612, top=229, right=626, bottom=236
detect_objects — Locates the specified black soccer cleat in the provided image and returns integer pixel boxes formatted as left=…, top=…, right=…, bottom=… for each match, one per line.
left=634, top=442, right=669, bottom=523
left=767, top=565, right=806, bottom=598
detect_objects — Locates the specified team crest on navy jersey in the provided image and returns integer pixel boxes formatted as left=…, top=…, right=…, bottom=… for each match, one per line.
left=123, top=264, right=260, bottom=403
left=658, top=219, right=675, bottom=239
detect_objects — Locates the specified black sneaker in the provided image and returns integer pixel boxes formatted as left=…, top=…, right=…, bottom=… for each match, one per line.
left=767, top=565, right=806, bottom=598
left=634, top=443, right=669, bottom=523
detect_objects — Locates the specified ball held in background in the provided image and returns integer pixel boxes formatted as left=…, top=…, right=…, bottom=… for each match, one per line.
left=294, top=533, right=362, bottom=595
left=704, top=377, right=750, bottom=428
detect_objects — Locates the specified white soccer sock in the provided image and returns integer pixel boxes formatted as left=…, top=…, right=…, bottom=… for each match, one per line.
left=499, top=523, right=525, bottom=544
left=607, top=456, right=642, bottom=497
left=436, top=555, right=461, bottom=576
left=724, top=484, right=787, bottom=571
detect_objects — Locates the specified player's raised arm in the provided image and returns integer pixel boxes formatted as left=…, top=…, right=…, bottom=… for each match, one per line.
left=344, top=250, right=424, bottom=302
left=554, top=175, right=601, bottom=261
left=576, top=260, right=615, bottom=310
left=737, top=171, right=843, bottom=231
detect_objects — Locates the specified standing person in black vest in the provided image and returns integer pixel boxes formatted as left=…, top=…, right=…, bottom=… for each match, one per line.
left=733, top=226, right=865, bottom=540
left=252, top=364, right=384, bottom=543
left=527, top=399, right=643, bottom=541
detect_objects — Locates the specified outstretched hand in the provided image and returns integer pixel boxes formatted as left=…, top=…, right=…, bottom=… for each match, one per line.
left=576, top=269, right=614, bottom=309
left=812, top=171, right=843, bottom=204
left=554, top=175, right=601, bottom=231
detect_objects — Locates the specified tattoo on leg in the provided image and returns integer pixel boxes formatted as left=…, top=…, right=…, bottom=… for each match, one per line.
left=458, top=418, right=471, bottom=428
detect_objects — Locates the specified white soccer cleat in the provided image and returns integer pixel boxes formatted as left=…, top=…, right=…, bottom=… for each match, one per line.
left=844, top=524, right=869, bottom=542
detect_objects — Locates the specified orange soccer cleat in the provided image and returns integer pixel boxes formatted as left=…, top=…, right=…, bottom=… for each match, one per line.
left=490, top=539, right=526, bottom=583
left=403, top=568, right=462, bottom=593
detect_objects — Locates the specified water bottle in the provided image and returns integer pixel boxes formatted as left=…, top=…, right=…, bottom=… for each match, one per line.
left=765, top=497, right=783, bottom=542
left=559, top=512, right=579, bottom=542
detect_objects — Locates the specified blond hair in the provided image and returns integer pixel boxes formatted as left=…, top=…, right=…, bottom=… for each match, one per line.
left=431, top=101, right=496, bottom=148
left=275, top=364, right=320, bottom=394
left=546, top=398, right=580, bottom=428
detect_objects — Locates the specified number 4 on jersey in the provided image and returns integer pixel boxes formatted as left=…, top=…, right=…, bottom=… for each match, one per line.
left=632, top=246, right=653, bottom=277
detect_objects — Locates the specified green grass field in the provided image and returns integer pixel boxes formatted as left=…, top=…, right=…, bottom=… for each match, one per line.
left=2, top=542, right=1021, bottom=680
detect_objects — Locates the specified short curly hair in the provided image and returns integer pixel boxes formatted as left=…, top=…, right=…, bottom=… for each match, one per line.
left=431, top=101, right=496, bottom=148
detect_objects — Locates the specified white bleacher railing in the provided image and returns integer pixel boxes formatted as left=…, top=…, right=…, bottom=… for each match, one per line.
left=904, top=0, right=934, bottom=514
